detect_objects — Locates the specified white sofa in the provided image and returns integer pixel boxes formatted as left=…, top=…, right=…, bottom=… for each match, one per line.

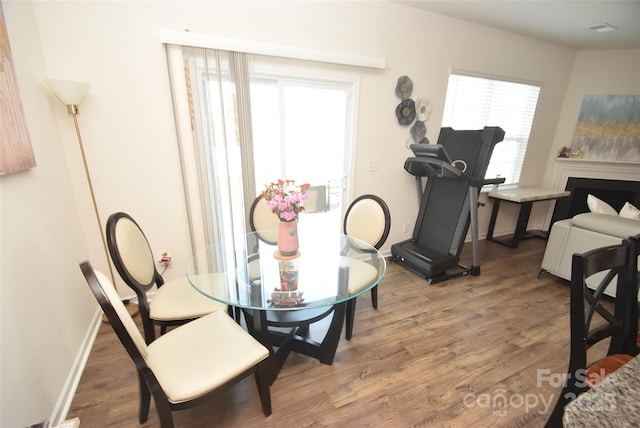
left=541, top=212, right=640, bottom=300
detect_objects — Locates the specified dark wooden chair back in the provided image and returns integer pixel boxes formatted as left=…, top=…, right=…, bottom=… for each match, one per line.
left=249, top=195, right=279, bottom=244
left=106, top=211, right=163, bottom=343
left=546, top=235, right=638, bottom=426
left=343, top=194, right=391, bottom=251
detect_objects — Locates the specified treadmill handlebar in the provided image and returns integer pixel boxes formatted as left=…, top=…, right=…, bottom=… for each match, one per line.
left=404, top=156, right=461, bottom=179
left=404, top=156, right=506, bottom=188
left=466, top=176, right=505, bottom=188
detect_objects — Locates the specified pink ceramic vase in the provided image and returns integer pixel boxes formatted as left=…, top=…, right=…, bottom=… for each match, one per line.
left=278, top=220, right=299, bottom=256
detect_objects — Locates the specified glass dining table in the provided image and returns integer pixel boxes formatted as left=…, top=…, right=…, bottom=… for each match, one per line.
left=187, top=230, right=386, bottom=382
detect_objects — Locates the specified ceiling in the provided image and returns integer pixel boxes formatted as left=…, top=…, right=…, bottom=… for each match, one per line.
left=393, top=1, right=640, bottom=50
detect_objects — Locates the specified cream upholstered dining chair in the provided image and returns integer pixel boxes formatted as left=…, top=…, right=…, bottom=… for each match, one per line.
left=343, top=194, right=391, bottom=340
left=249, top=194, right=279, bottom=245
left=106, top=212, right=228, bottom=344
left=79, top=262, right=271, bottom=428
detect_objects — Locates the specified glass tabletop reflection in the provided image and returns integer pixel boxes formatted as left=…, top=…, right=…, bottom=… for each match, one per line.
left=187, top=231, right=386, bottom=312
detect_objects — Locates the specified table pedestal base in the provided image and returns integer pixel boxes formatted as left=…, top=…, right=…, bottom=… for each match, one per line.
left=242, top=303, right=346, bottom=383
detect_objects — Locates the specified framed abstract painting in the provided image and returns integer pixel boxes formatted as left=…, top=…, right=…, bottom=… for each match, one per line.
left=1, top=1, right=36, bottom=176
left=570, top=95, right=640, bottom=161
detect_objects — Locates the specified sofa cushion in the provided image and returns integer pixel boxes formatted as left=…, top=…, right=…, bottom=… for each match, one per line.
left=587, top=194, right=617, bottom=215
left=619, top=202, right=640, bottom=220
left=572, top=212, right=640, bottom=239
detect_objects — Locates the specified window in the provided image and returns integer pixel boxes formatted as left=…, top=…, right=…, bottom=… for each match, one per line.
left=250, top=76, right=351, bottom=196
left=442, top=73, right=541, bottom=186
left=249, top=71, right=355, bottom=234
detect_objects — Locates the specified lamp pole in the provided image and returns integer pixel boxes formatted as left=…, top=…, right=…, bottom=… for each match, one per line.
left=45, top=79, right=117, bottom=287
left=69, top=104, right=117, bottom=287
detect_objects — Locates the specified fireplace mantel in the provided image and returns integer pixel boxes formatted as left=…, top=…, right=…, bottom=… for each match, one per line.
left=552, top=158, right=640, bottom=190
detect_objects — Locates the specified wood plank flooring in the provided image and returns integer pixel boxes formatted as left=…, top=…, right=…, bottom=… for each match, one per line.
left=68, top=238, right=579, bottom=427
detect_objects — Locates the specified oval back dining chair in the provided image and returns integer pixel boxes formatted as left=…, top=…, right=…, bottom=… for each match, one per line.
left=79, top=261, right=271, bottom=428
left=106, top=211, right=227, bottom=343
left=343, top=194, right=391, bottom=340
left=249, top=195, right=279, bottom=245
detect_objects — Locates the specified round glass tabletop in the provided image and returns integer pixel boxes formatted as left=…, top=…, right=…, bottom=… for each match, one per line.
left=187, top=231, right=386, bottom=311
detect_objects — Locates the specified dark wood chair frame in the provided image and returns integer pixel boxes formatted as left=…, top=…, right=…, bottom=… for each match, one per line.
left=106, top=211, right=232, bottom=344
left=343, top=194, right=391, bottom=340
left=545, top=235, right=639, bottom=427
left=249, top=194, right=278, bottom=245
left=80, top=261, right=271, bottom=428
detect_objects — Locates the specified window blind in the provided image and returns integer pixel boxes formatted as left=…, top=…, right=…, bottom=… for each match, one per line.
left=442, top=73, right=541, bottom=185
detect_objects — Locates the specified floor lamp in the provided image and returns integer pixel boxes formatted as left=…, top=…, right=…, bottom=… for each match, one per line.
left=45, top=79, right=136, bottom=316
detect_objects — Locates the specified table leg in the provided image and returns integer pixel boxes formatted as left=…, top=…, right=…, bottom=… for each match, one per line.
left=244, top=305, right=344, bottom=383
left=287, top=303, right=345, bottom=365
left=248, top=309, right=279, bottom=384
left=511, top=202, right=534, bottom=248
left=486, top=199, right=534, bottom=249
left=487, top=198, right=500, bottom=241
left=320, top=302, right=346, bottom=364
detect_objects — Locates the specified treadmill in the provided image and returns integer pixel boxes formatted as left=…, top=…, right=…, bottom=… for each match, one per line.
left=390, top=127, right=505, bottom=284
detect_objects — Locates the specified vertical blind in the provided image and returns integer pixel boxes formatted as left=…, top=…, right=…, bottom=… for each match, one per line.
left=166, top=44, right=255, bottom=260
left=442, top=73, right=541, bottom=185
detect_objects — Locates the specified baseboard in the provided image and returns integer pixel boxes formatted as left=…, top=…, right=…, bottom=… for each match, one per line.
left=49, top=308, right=102, bottom=427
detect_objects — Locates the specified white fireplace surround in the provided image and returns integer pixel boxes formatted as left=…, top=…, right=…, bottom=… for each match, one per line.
left=552, top=158, right=640, bottom=190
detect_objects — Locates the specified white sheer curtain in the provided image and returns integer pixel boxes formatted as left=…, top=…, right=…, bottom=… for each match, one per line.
left=165, top=44, right=256, bottom=261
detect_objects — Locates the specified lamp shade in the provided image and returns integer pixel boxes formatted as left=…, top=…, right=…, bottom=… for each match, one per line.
left=45, top=79, right=90, bottom=106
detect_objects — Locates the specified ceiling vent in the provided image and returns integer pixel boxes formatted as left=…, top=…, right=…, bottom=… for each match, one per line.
left=586, top=23, right=619, bottom=33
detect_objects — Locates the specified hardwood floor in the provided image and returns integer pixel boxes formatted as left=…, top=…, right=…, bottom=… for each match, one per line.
left=68, top=238, right=579, bottom=427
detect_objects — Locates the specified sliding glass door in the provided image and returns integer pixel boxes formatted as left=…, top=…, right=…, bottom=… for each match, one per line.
left=166, top=45, right=357, bottom=254
left=250, top=72, right=355, bottom=234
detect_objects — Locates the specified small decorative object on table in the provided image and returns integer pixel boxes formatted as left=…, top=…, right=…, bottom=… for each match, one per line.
left=270, top=259, right=304, bottom=307
left=261, top=179, right=309, bottom=258
left=558, top=146, right=570, bottom=158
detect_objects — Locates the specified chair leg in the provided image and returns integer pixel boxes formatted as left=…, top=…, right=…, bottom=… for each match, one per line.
left=345, top=299, right=356, bottom=340
left=137, top=372, right=151, bottom=424
left=242, top=309, right=256, bottom=336
left=254, top=362, right=272, bottom=416
left=545, top=378, right=586, bottom=427
left=148, top=383, right=175, bottom=428
left=545, top=390, right=569, bottom=428
left=371, top=285, right=378, bottom=309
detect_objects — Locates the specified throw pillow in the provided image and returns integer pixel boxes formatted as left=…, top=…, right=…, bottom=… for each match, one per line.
left=587, top=194, right=617, bottom=216
left=619, top=201, right=640, bottom=220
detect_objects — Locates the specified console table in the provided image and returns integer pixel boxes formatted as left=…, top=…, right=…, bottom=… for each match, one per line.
left=487, top=187, right=570, bottom=248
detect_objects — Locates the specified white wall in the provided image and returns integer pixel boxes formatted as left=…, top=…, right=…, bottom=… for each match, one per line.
left=2, top=0, right=638, bottom=426
left=28, top=0, right=578, bottom=273
left=1, top=2, right=98, bottom=427
left=543, top=49, right=640, bottom=188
